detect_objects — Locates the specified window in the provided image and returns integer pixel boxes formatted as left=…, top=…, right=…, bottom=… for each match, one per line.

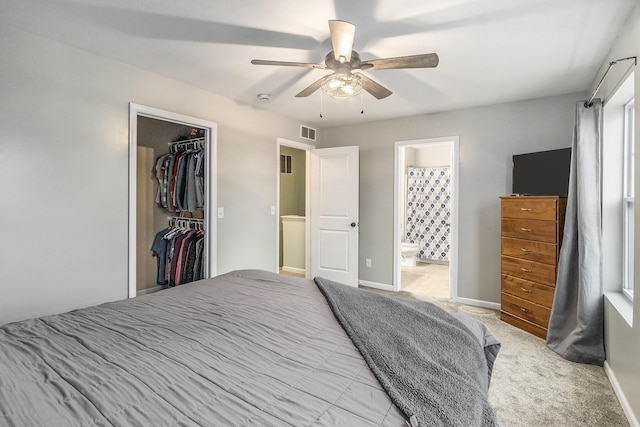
left=280, top=154, right=292, bottom=174
left=623, top=98, right=634, bottom=299
left=602, top=71, right=634, bottom=301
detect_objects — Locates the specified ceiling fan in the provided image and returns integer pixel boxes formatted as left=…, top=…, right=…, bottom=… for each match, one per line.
left=251, top=20, right=439, bottom=100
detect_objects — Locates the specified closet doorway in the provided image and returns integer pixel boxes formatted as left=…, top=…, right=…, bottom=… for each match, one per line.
left=128, top=104, right=217, bottom=298
left=276, top=138, right=313, bottom=279
left=393, top=137, right=459, bottom=300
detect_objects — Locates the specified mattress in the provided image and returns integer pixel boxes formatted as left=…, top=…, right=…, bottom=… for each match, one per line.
left=0, top=270, right=499, bottom=426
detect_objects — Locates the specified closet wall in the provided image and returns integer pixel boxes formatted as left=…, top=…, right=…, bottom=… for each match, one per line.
left=136, top=116, right=198, bottom=292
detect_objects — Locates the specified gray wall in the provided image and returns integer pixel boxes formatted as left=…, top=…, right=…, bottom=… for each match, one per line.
left=599, top=4, right=640, bottom=423
left=0, top=27, right=303, bottom=326
left=320, top=93, right=580, bottom=302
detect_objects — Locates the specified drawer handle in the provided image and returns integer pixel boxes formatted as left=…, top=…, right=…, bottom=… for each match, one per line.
left=520, top=247, right=531, bottom=252
left=520, top=287, right=532, bottom=293
left=520, top=208, right=532, bottom=211
left=520, top=228, right=532, bottom=232
left=520, top=307, right=531, bottom=314
left=521, top=268, right=532, bottom=273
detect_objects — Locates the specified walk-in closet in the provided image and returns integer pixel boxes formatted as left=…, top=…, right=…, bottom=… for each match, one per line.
left=135, top=115, right=211, bottom=295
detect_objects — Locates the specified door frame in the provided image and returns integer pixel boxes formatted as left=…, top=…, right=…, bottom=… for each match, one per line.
left=128, top=103, right=218, bottom=298
left=275, top=138, right=313, bottom=278
left=393, top=136, right=459, bottom=297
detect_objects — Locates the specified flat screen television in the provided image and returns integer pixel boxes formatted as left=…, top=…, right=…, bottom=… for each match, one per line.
left=512, top=148, right=571, bottom=197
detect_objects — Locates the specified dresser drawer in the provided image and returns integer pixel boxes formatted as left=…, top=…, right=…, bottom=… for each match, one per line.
left=500, top=312, right=547, bottom=339
left=501, top=256, right=557, bottom=286
left=501, top=237, right=557, bottom=265
left=502, top=218, right=558, bottom=243
left=501, top=274, right=555, bottom=308
left=501, top=293, right=551, bottom=329
left=501, top=198, right=558, bottom=220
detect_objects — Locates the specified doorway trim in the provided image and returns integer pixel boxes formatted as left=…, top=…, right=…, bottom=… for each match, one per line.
left=276, top=138, right=314, bottom=278
left=393, top=136, right=459, bottom=298
left=128, top=103, right=218, bottom=298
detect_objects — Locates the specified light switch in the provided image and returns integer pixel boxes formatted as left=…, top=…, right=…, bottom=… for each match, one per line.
left=271, top=206, right=276, bottom=215
left=217, top=207, right=224, bottom=219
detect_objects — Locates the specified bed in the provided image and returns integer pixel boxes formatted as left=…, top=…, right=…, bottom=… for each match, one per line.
left=0, top=270, right=500, bottom=426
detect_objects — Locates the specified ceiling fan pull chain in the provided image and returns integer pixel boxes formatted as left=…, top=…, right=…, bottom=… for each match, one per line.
left=360, top=92, right=364, bottom=115
left=320, top=91, right=324, bottom=118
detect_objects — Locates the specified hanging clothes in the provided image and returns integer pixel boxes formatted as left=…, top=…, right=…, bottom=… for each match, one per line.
left=151, top=227, right=170, bottom=285
left=152, top=140, right=204, bottom=213
left=151, top=222, right=205, bottom=287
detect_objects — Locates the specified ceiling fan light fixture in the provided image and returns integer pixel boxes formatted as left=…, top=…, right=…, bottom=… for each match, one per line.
left=321, top=72, right=362, bottom=99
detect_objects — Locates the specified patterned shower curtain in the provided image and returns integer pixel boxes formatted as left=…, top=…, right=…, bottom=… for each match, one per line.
left=405, top=166, right=451, bottom=262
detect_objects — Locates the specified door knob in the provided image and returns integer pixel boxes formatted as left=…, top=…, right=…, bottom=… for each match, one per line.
left=350, top=222, right=357, bottom=228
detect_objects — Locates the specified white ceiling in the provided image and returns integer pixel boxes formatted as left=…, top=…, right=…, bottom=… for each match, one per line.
left=2, top=0, right=636, bottom=127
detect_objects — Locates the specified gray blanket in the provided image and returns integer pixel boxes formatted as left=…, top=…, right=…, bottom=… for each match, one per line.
left=315, top=276, right=501, bottom=427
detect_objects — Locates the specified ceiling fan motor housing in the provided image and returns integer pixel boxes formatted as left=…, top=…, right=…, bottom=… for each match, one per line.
left=325, top=51, right=361, bottom=71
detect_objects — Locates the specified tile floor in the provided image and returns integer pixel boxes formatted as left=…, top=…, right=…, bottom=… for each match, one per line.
left=400, top=262, right=450, bottom=299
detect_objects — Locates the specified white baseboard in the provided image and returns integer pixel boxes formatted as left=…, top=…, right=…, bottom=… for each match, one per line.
left=605, top=360, right=640, bottom=427
left=359, top=280, right=394, bottom=292
left=453, top=297, right=501, bottom=311
left=282, top=266, right=306, bottom=275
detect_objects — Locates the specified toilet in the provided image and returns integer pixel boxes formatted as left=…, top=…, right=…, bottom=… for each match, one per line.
left=400, top=242, right=421, bottom=267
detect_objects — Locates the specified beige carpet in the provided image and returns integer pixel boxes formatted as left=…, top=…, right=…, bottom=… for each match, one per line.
left=364, top=269, right=629, bottom=426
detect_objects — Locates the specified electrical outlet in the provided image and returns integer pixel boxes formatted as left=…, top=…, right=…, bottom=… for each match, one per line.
left=365, top=258, right=372, bottom=268
left=217, top=207, right=224, bottom=219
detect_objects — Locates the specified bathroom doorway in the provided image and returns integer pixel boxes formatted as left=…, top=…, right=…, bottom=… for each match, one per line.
left=393, top=137, right=459, bottom=300
left=276, top=138, right=313, bottom=279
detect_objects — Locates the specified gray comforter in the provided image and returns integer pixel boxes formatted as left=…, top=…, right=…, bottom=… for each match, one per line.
left=315, top=277, right=500, bottom=427
left=0, top=270, right=499, bottom=426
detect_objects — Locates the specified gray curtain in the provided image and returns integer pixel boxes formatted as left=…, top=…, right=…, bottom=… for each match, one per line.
left=546, top=99, right=604, bottom=366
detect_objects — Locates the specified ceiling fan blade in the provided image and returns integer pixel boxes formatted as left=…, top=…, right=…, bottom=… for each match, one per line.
left=295, top=76, right=327, bottom=97
left=328, top=20, right=356, bottom=62
left=358, top=74, right=392, bottom=99
left=251, top=59, right=326, bottom=69
left=361, top=53, right=439, bottom=70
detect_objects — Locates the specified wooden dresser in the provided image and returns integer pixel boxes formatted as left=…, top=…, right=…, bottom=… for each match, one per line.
left=500, top=196, right=567, bottom=339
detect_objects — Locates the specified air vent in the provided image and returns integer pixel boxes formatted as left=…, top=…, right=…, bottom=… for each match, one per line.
left=300, top=125, right=317, bottom=142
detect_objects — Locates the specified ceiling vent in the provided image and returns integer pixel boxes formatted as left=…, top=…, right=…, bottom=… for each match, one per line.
left=300, top=125, right=317, bottom=142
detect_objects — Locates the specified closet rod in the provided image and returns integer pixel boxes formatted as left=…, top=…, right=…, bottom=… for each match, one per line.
left=168, top=216, right=204, bottom=222
left=169, top=137, right=205, bottom=153
left=168, top=216, right=205, bottom=230
left=170, top=136, right=205, bottom=145
left=585, top=56, right=637, bottom=108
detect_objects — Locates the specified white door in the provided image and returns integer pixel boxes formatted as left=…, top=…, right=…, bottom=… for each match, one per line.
left=310, top=146, right=359, bottom=287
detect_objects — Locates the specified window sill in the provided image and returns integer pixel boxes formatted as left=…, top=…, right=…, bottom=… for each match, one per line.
left=605, top=292, right=634, bottom=327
